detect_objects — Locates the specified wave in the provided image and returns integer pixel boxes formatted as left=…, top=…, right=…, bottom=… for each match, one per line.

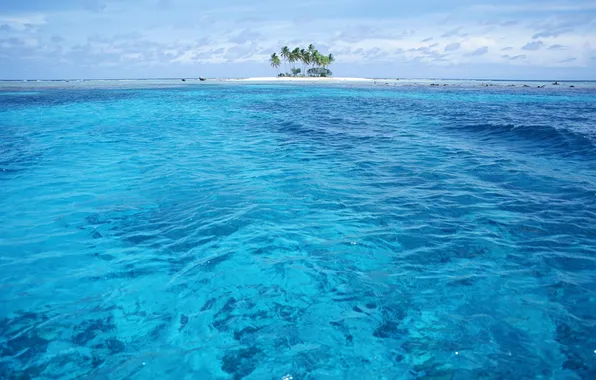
left=444, top=122, right=596, bottom=158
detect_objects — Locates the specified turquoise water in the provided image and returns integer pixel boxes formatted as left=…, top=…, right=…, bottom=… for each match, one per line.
left=1, top=83, right=596, bottom=379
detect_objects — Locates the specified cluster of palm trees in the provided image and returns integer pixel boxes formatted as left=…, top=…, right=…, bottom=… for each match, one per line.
left=269, top=44, right=335, bottom=77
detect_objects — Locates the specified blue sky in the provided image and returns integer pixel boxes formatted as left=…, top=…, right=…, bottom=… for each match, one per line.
left=1, top=0, right=595, bottom=79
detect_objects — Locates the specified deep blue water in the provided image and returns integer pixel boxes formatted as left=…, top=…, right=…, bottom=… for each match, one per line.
left=1, top=83, right=596, bottom=379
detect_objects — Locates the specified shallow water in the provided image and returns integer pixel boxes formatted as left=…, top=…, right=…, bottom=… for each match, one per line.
left=1, top=83, right=596, bottom=379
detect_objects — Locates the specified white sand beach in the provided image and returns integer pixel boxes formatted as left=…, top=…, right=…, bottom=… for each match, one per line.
left=225, top=77, right=372, bottom=83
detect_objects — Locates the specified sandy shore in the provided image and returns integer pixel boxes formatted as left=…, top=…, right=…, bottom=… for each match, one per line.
left=215, top=77, right=592, bottom=88
left=224, top=77, right=372, bottom=82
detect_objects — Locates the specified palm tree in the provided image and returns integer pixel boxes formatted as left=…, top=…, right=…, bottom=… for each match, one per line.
left=300, top=48, right=308, bottom=74
left=307, top=45, right=316, bottom=73
left=309, top=47, right=320, bottom=75
left=302, top=50, right=311, bottom=75
left=269, top=53, right=281, bottom=75
left=327, top=53, right=335, bottom=66
left=280, top=46, right=290, bottom=74
left=290, top=47, right=301, bottom=75
left=271, top=45, right=335, bottom=77
left=312, top=50, right=321, bottom=72
left=287, top=49, right=295, bottom=72
left=319, top=55, right=331, bottom=76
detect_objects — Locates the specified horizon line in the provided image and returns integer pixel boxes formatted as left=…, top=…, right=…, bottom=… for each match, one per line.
left=2, top=77, right=596, bottom=82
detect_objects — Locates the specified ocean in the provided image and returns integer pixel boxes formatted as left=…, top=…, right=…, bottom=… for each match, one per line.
left=1, top=81, right=596, bottom=379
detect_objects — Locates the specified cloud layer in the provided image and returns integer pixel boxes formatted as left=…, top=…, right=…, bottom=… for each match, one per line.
left=1, top=0, right=596, bottom=79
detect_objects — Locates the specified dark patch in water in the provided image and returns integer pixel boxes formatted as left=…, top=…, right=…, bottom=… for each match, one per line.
left=125, top=233, right=155, bottom=245
left=93, top=252, right=116, bottom=261
left=150, top=323, right=168, bottom=340
left=0, top=331, right=50, bottom=360
left=373, top=321, right=402, bottom=339
left=179, top=314, right=189, bottom=331
left=555, top=321, right=596, bottom=378
left=345, top=334, right=353, bottom=346
left=221, top=347, right=262, bottom=379
left=201, top=298, right=217, bottom=311
left=106, top=338, right=125, bottom=354
left=213, top=298, right=238, bottom=332
left=72, top=317, right=116, bottom=346
left=233, top=326, right=261, bottom=342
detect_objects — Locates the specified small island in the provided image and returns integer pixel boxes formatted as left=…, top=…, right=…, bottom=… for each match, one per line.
left=270, top=45, right=335, bottom=77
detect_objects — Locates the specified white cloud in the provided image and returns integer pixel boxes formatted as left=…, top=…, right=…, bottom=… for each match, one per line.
left=522, top=40, right=544, bottom=51
left=1, top=0, right=595, bottom=78
left=0, top=13, right=46, bottom=31
left=468, top=1, right=596, bottom=13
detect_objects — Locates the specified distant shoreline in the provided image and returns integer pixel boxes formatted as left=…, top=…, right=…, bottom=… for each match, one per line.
left=1, top=78, right=595, bottom=90
left=2, top=77, right=596, bottom=82
left=218, top=77, right=594, bottom=88
left=224, top=77, right=371, bottom=82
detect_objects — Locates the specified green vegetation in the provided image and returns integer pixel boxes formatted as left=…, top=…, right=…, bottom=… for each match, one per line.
left=271, top=45, right=335, bottom=77
left=269, top=53, right=281, bottom=73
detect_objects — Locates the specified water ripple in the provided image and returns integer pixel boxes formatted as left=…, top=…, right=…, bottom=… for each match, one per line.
left=1, top=84, right=596, bottom=379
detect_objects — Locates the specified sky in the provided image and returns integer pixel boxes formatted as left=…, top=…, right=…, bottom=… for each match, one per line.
left=1, top=0, right=596, bottom=79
